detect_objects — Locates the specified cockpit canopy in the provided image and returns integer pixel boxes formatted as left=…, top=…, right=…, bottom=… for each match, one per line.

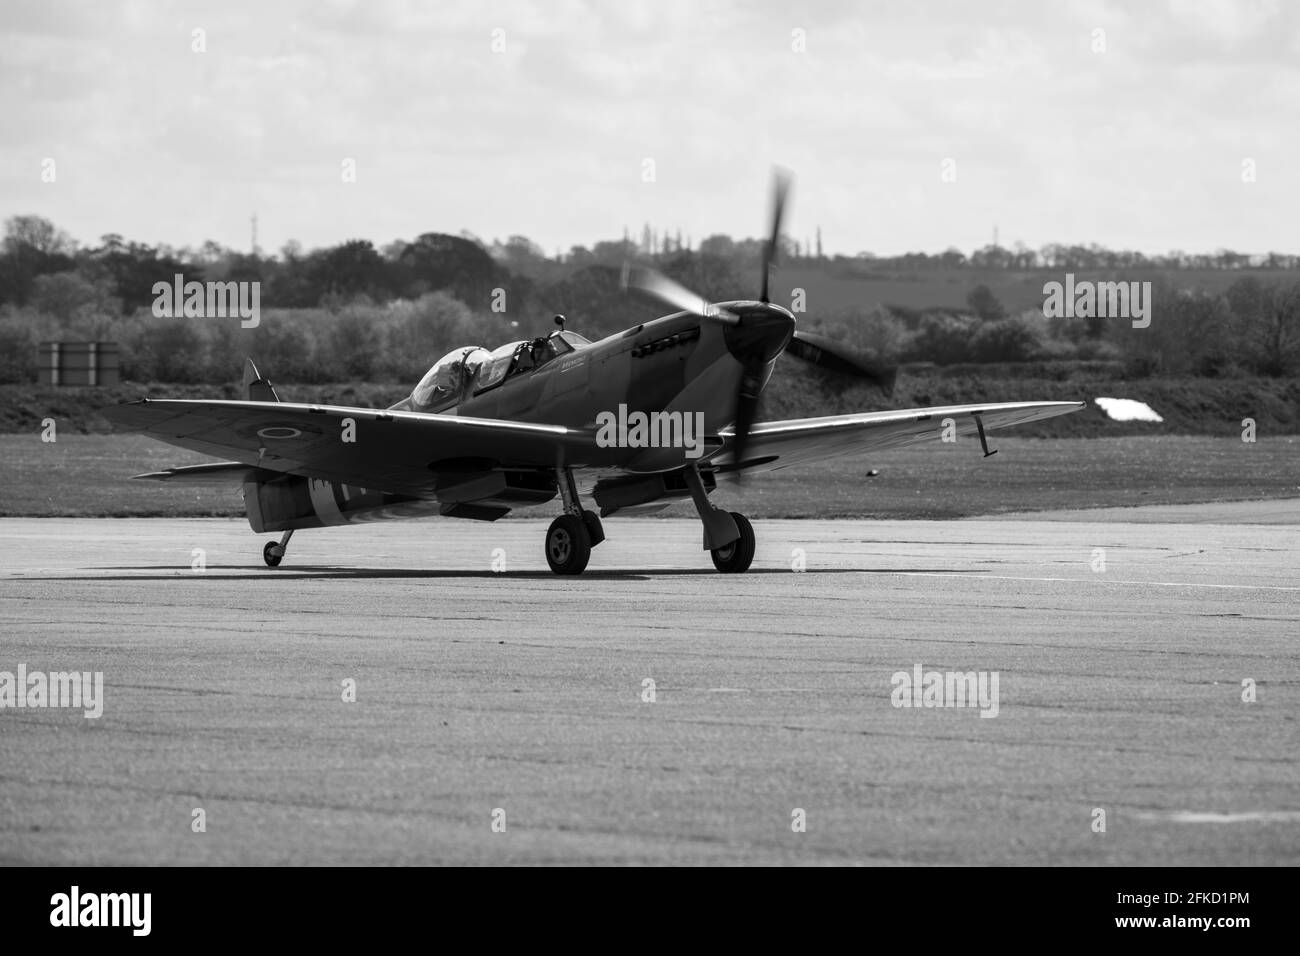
left=474, top=340, right=528, bottom=393
left=409, top=331, right=593, bottom=413
left=411, top=345, right=489, bottom=412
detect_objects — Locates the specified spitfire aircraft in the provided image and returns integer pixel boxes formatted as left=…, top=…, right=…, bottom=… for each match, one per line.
left=105, top=173, right=1083, bottom=575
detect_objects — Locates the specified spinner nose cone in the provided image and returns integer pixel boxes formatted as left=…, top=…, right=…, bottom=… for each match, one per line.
left=722, top=302, right=796, bottom=363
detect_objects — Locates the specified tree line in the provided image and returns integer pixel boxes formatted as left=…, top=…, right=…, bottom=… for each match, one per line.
left=0, top=214, right=1296, bottom=384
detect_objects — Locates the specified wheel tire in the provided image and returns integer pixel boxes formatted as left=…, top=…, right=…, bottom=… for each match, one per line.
left=545, top=514, right=592, bottom=575
left=710, top=512, right=755, bottom=573
left=263, top=541, right=283, bottom=568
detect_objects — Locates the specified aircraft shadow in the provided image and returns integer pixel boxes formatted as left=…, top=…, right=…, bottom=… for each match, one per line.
left=27, top=565, right=985, bottom=582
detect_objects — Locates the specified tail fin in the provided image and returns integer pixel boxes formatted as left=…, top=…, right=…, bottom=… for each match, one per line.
left=243, top=358, right=281, bottom=402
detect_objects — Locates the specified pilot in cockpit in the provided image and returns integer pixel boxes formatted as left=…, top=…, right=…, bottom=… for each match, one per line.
left=430, top=358, right=466, bottom=403
left=530, top=337, right=552, bottom=365
left=514, top=338, right=550, bottom=375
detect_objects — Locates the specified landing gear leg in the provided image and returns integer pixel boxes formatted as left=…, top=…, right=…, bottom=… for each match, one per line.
left=545, top=466, right=597, bottom=575
left=557, top=466, right=603, bottom=545
left=682, top=464, right=755, bottom=573
left=263, top=529, right=293, bottom=568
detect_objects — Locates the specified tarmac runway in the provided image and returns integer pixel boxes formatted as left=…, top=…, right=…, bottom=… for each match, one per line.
left=1, top=505, right=1297, bottom=865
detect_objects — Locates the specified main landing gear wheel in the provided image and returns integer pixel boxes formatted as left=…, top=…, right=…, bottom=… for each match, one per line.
left=546, top=514, right=592, bottom=575
left=710, top=512, right=755, bottom=573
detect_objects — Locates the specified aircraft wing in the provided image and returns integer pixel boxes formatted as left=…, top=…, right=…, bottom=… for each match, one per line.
left=106, top=397, right=1084, bottom=493
left=709, top=401, right=1085, bottom=474
left=103, top=399, right=616, bottom=495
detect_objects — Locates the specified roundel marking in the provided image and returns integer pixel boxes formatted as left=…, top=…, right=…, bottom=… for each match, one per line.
left=257, top=426, right=303, bottom=440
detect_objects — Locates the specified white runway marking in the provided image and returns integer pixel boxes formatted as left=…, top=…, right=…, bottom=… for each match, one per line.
left=1133, top=811, right=1300, bottom=824
left=898, top=572, right=1300, bottom=592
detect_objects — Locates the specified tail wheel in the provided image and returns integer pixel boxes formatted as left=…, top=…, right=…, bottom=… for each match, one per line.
left=546, top=514, right=592, bottom=575
left=263, top=541, right=284, bottom=568
left=710, top=512, right=755, bottom=573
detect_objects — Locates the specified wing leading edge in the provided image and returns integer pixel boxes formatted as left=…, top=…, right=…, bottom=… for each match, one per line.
left=710, top=401, right=1085, bottom=474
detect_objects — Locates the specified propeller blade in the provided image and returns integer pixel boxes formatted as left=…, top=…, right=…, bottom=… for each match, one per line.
left=759, top=168, right=792, bottom=303
left=785, top=330, right=898, bottom=392
left=729, top=355, right=766, bottom=471
left=621, top=264, right=738, bottom=324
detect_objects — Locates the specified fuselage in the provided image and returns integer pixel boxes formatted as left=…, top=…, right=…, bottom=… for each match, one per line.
left=392, top=301, right=795, bottom=472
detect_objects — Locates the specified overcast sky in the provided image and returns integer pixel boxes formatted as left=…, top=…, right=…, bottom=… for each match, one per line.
left=3, top=0, right=1297, bottom=258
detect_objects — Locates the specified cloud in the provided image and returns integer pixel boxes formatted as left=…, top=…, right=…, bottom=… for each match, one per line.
left=1, top=0, right=1296, bottom=257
